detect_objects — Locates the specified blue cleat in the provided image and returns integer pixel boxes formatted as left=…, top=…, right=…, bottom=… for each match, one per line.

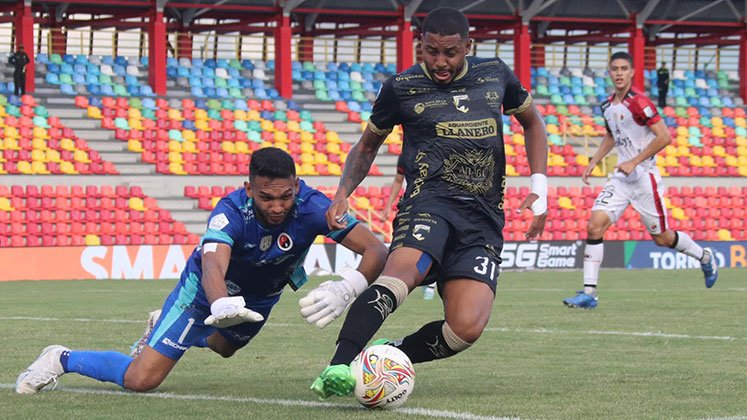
left=563, top=291, right=598, bottom=309
left=701, top=247, right=718, bottom=288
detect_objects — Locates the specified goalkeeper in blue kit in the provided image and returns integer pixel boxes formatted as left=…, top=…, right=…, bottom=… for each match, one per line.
left=16, top=147, right=387, bottom=394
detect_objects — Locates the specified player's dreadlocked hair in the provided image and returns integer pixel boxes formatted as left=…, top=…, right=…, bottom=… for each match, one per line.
left=421, top=7, right=470, bottom=40
left=249, top=147, right=296, bottom=180
left=610, top=51, right=633, bottom=65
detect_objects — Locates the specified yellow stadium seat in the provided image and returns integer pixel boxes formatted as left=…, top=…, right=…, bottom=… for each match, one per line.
left=300, top=132, right=313, bottom=142
left=739, top=166, right=747, bottom=177
left=355, top=196, right=371, bottom=210
left=287, top=121, right=300, bottom=132
left=182, top=141, right=197, bottom=153
left=702, top=155, right=715, bottom=167
left=60, top=161, right=77, bottom=174
left=735, top=117, right=746, bottom=127
left=211, top=196, right=221, bottom=208
left=168, top=109, right=183, bottom=121
left=274, top=131, right=288, bottom=142
left=168, top=151, right=183, bottom=163
left=87, top=106, right=102, bottom=119
left=235, top=142, right=249, bottom=153
left=195, top=120, right=210, bottom=131
left=31, top=149, right=46, bottom=162
left=169, top=162, right=187, bottom=175
left=45, top=149, right=60, bottom=162
left=737, top=146, right=747, bottom=156
left=314, top=153, right=328, bottom=164
left=32, top=127, right=49, bottom=140
left=194, top=109, right=207, bottom=119
left=558, top=196, right=575, bottom=210
left=168, top=140, right=183, bottom=152
left=736, top=136, right=747, bottom=147
left=31, top=161, right=49, bottom=174
left=328, top=163, right=342, bottom=175
left=505, top=144, right=516, bottom=156
left=0, top=197, right=14, bottom=211
left=300, top=152, right=314, bottom=164
left=675, top=136, right=688, bottom=147
left=326, top=143, right=340, bottom=154
left=60, top=138, right=75, bottom=151
left=689, top=155, right=702, bottom=167
left=676, top=145, right=689, bottom=156
left=247, top=110, right=261, bottom=121
left=84, top=234, right=101, bottom=246
left=675, top=126, right=688, bottom=137
left=4, top=128, right=19, bottom=141
left=550, top=154, right=566, bottom=166
left=314, top=236, right=325, bottom=244
left=182, top=130, right=196, bottom=142
left=234, top=110, right=248, bottom=120
left=512, top=133, right=525, bottom=145
left=128, top=118, right=143, bottom=130
left=712, top=127, right=725, bottom=138
left=260, top=120, right=275, bottom=132
left=274, top=142, right=289, bottom=152
left=664, top=145, right=677, bottom=155
left=129, top=197, right=146, bottom=211
left=17, top=161, right=33, bottom=174
left=713, top=145, right=726, bottom=157
left=31, top=138, right=47, bottom=150
left=300, top=143, right=314, bottom=153
left=326, top=131, right=340, bottom=143
left=128, top=139, right=144, bottom=152
left=725, top=155, right=738, bottom=166
left=73, top=150, right=91, bottom=163
left=671, top=207, right=687, bottom=220
left=717, top=229, right=733, bottom=241
left=300, top=162, right=316, bottom=175
left=665, top=155, right=677, bottom=166
left=506, top=164, right=518, bottom=176
left=260, top=141, right=273, bottom=149
left=128, top=108, right=142, bottom=119
left=221, top=141, right=235, bottom=153
left=340, top=152, right=348, bottom=163
left=546, top=124, right=560, bottom=135
left=591, top=166, right=604, bottom=176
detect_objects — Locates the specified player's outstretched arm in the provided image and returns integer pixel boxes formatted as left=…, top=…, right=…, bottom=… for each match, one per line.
left=514, top=103, right=549, bottom=240
left=326, top=127, right=387, bottom=230
left=299, top=224, right=387, bottom=328
left=201, top=242, right=264, bottom=327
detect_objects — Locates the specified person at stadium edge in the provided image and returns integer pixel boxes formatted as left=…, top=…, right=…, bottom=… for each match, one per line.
left=562, top=52, right=718, bottom=310
left=16, top=147, right=388, bottom=394
left=309, top=7, right=549, bottom=399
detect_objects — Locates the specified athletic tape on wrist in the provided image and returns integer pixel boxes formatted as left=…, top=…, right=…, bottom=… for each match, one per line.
left=338, top=267, right=368, bottom=296
left=372, top=276, right=409, bottom=308
left=529, top=173, right=548, bottom=215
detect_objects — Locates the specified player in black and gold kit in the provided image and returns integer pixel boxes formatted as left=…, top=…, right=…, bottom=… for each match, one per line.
left=309, top=7, right=548, bottom=399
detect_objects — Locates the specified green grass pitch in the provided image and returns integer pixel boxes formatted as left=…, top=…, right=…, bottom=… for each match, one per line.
left=1, top=269, right=745, bottom=419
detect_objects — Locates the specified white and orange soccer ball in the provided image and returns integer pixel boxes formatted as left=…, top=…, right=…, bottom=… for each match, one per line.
left=350, top=344, right=415, bottom=409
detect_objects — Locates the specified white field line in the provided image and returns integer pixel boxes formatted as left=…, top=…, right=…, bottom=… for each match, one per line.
left=0, top=384, right=515, bottom=420
left=1, top=317, right=741, bottom=341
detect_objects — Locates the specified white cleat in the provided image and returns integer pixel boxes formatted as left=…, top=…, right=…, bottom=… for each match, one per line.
left=16, top=345, right=69, bottom=394
left=129, top=309, right=162, bottom=358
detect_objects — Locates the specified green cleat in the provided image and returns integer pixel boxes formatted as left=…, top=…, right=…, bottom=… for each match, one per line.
left=370, top=338, right=392, bottom=346
left=310, top=364, right=355, bottom=400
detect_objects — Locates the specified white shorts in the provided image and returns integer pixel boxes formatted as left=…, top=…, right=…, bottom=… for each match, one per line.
left=591, top=172, right=668, bottom=234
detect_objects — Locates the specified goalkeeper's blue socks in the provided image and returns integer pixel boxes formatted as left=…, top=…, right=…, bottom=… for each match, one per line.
left=61, top=350, right=133, bottom=387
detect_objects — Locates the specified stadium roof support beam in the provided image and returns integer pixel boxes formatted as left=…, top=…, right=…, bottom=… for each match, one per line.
left=658, top=0, right=729, bottom=32
left=274, top=12, right=292, bottom=98
left=629, top=15, right=645, bottom=91
left=148, top=0, right=167, bottom=95
left=740, top=31, right=747, bottom=102
left=15, top=0, right=35, bottom=94
left=636, top=0, right=661, bottom=28
left=395, top=2, right=421, bottom=72
left=514, top=20, right=531, bottom=90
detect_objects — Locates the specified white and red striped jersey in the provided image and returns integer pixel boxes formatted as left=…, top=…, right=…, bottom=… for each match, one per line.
left=601, top=87, right=662, bottom=178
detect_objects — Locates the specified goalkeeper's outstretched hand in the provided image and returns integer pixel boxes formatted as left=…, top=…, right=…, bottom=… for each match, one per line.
left=205, top=296, right=264, bottom=328
left=299, top=269, right=368, bottom=328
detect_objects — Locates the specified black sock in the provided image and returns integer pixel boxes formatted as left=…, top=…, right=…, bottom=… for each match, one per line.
left=330, top=285, right=398, bottom=365
left=395, top=320, right=457, bottom=363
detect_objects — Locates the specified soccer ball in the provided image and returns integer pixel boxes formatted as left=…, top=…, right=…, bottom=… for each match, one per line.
left=350, top=344, right=415, bottom=409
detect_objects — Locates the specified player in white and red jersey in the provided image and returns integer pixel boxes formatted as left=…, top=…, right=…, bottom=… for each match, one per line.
left=563, top=51, right=718, bottom=309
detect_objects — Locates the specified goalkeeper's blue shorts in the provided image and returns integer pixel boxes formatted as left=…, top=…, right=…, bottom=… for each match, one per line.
left=147, top=277, right=281, bottom=360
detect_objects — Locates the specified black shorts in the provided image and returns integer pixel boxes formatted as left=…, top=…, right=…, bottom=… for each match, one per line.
left=389, top=198, right=504, bottom=294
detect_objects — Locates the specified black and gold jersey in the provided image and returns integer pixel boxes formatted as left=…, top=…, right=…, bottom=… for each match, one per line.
left=368, top=56, right=531, bottom=221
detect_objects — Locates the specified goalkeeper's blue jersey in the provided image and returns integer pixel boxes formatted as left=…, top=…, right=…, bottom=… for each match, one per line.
left=180, top=180, right=357, bottom=303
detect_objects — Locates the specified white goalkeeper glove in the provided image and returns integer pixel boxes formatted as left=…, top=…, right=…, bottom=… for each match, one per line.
left=204, top=296, right=264, bottom=328
left=298, top=268, right=368, bottom=329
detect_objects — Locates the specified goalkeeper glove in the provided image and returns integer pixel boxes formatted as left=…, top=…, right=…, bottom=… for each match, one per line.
left=204, top=296, right=264, bottom=328
left=298, top=268, right=368, bottom=328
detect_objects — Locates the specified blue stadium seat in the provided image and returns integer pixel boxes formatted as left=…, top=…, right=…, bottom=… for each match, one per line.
left=45, top=73, right=60, bottom=85
left=191, top=86, right=205, bottom=97
left=87, top=84, right=101, bottom=95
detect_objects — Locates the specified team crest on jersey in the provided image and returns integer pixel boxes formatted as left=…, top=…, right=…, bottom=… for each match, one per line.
left=259, top=235, right=273, bottom=251
left=414, top=103, right=425, bottom=114
left=485, top=91, right=500, bottom=101
left=277, top=233, right=293, bottom=251
left=453, top=94, right=469, bottom=113
left=208, top=213, right=229, bottom=231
